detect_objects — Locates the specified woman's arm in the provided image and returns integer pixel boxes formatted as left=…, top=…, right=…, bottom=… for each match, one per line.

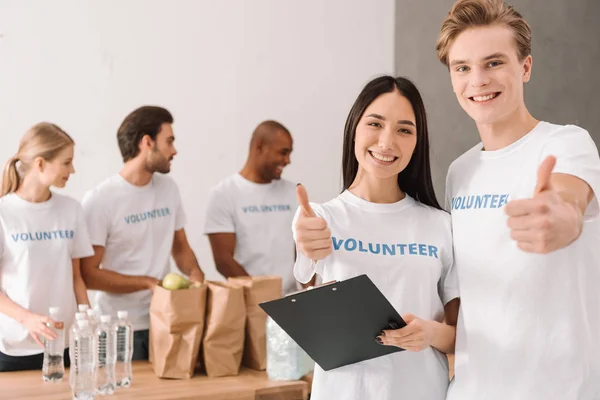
left=0, top=291, right=58, bottom=347
left=378, top=298, right=460, bottom=354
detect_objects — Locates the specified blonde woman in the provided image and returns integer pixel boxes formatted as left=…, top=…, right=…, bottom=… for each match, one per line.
left=0, top=122, right=94, bottom=372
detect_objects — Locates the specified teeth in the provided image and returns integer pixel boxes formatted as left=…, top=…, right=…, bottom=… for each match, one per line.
left=371, top=152, right=395, bottom=162
left=472, top=93, right=497, bottom=102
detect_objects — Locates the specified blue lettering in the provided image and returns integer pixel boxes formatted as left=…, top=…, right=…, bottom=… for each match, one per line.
left=358, top=241, right=368, bottom=253
left=475, top=196, right=484, bottom=209
left=344, top=238, right=357, bottom=251
left=368, top=243, right=381, bottom=255
left=482, top=195, right=491, bottom=208
left=382, top=244, right=395, bottom=255
left=35, top=232, right=43, bottom=240
left=490, top=194, right=499, bottom=208
left=498, top=194, right=508, bottom=207
left=332, top=237, right=343, bottom=251
left=28, top=233, right=35, bottom=241
left=466, top=196, right=474, bottom=209
left=418, top=244, right=427, bottom=256
left=428, top=245, right=438, bottom=259
left=397, top=244, right=407, bottom=255
left=409, top=243, right=418, bottom=255
left=21, top=233, right=29, bottom=241
left=43, top=232, right=52, bottom=240
left=11, top=234, right=18, bottom=242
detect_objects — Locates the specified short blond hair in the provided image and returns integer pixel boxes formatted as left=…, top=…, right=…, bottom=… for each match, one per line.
left=436, top=0, right=532, bottom=67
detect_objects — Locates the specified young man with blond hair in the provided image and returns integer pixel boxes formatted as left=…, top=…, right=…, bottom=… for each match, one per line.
left=437, top=0, right=600, bottom=398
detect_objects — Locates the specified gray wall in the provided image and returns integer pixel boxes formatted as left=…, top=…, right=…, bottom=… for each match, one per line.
left=395, top=0, right=600, bottom=202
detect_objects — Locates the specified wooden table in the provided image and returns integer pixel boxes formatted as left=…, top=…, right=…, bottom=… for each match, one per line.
left=0, top=362, right=309, bottom=400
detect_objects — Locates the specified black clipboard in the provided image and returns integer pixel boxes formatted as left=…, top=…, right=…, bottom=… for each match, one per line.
left=259, top=274, right=406, bottom=371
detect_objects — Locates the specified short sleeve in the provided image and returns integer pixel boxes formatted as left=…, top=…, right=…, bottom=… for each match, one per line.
left=72, top=203, right=95, bottom=258
left=438, top=213, right=459, bottom=305
left=173, top=183, right=187, bottom=231
left=81, top=190, right=110, bottom=247
left=541, top=125, right=600, bottom=220
left=204, top=186, right=235, bottom=234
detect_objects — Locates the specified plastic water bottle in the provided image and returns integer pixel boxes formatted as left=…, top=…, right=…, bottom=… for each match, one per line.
left=95, top=315, right=116, bottom=395
left=114, top=311, right=133, bottom=388
left=42, top=307, right=65, bottom=382
left=266, top=316, right=314, bottom=380
left=86, top=309, right=98, bottom=331
left=70, top=312, right=89, bottom=388
left=71, top=319, right=96, bottom=400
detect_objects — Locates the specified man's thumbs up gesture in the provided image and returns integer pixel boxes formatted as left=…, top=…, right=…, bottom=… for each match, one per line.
left=505, top=155, right=586, bottom=253
left=295, top=184, right=332, bottom=260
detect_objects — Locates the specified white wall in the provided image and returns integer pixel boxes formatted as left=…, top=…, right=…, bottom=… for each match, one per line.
left=0, top=0, right=395, bottom=281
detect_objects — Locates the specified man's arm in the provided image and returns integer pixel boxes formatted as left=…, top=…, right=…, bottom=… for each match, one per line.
left=506, top=156, right=595, bottom=253
left=172, top=229, right=205, bottom=282
left=72, top=258, right=90, bottom=305
left=207, top=233, right=249, bottom=278
left=80, top=246, right=159, bottom=293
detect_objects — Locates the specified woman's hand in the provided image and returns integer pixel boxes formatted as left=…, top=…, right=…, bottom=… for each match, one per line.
left=20, top=312, right=61, bottom=347
left=295, top=184, right=332, bottom=261
left=377, top=314, right=435, bottom=352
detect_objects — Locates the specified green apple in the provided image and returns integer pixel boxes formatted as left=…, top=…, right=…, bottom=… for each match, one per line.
left=161, top=273, right=190, bottom=290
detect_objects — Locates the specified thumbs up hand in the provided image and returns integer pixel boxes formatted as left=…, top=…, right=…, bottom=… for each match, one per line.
left=505, top=155, right=584, bottom=253
left=295, top=184, right=332, bottom=260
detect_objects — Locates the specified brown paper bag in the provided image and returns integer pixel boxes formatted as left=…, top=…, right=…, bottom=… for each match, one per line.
left=201, top=281, right=246, bottom=377
left=228, top=276, right=282, bottom=370
left=149, top=283, right=207, bottom=379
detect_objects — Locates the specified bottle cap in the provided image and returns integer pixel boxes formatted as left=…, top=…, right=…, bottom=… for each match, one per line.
left=100, top=315, right=111, bottom=323
left=117, top=311, right=128, bottom=319
left=77, top=320, right=89, bottom=329
left=78, top=304, right=90, bottom=312
left=75, top=312, right=87, bottom=320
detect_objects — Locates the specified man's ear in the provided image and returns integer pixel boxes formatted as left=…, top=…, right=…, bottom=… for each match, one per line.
left=522, top=55, right=533, bottom=83
left=139, top=134, right=154, bottom=152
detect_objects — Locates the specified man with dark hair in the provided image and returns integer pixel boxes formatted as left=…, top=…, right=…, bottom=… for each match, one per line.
left=81, top=105, right=204, bottom=360
left=205, top=120, right=301, bottom=294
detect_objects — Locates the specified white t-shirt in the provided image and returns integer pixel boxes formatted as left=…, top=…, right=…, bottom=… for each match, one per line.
left=0, top=193, right=94, bottom=356
left=293, top=191, right=458, bottom=400
left=446, top=122, right=600, bottom=400
left=82, top=174, right=186, bottom=331
left=204, top=174, right=298, bottom=294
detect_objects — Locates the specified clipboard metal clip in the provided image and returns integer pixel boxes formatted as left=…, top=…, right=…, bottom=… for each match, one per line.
left=286, top=280, right=338, bottom=297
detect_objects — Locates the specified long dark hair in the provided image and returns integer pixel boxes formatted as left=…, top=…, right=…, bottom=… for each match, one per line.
left=341, top=76, right=441, bottom=209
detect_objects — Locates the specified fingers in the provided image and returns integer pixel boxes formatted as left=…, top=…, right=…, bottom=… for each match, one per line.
left=295, top=216, right=328, bottom=232
left=295, top=222, right=330, bottom=240
left=30, top=333, right=44, bottom=348
left=534, top=155, right=556, bottom=196
left=300, top=238, right=332, bottom=251
left=379, top=334, right=425, bottom=351
left=505, top=198, right=550, bottom=218
left=507, top=214, right=551, bottom=231
left=296, top=184, right=316, bottom=217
